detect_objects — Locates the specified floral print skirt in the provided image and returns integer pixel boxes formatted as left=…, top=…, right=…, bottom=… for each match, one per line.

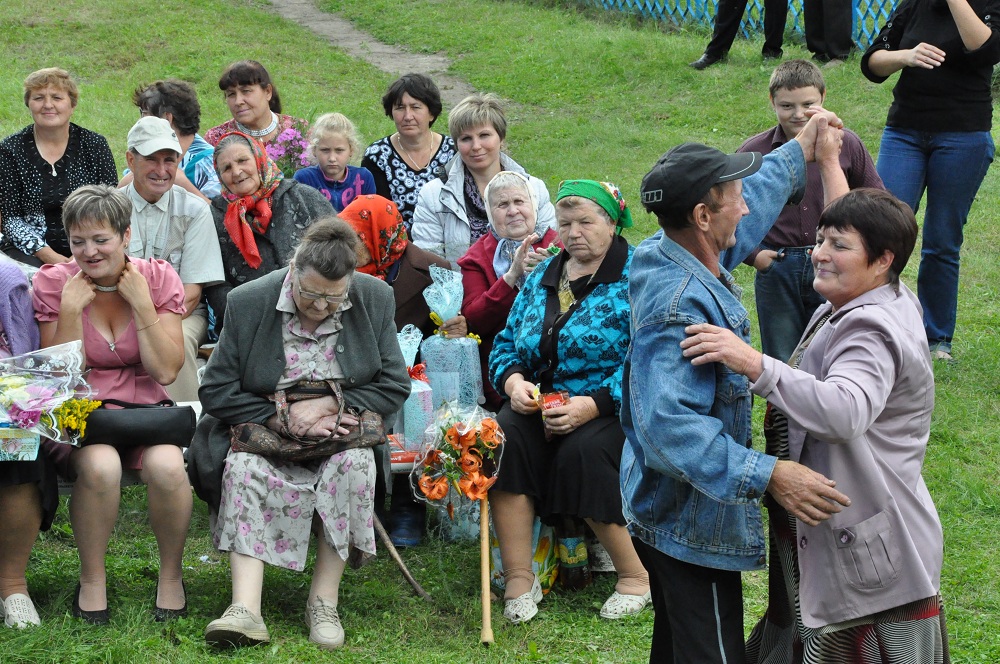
left=214, top=449, right=377, bottom=571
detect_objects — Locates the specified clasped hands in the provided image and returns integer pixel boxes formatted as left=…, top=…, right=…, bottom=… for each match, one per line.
left=283, top=395, right=358, bottom=439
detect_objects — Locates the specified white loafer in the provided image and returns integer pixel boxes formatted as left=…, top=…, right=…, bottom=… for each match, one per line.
left=599, top=590, right=651, bottom=619
left=503, top=576, right=543, bottom=624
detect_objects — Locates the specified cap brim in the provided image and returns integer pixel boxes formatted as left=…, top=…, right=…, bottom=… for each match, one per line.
left=131, top=139, right=182, bottom=156
left=717, top=152, right=762, bottom=183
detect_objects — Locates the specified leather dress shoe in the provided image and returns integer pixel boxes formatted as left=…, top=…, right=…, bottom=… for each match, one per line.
left=72, top=583, right=109, bottom=625
left=689, top=53, right=723, bottom=70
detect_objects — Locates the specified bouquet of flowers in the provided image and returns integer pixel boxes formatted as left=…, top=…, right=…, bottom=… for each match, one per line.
left=0, top=341, right=101, bottom=447
left=411, top=403, right=503, bottom=512
left=266, top=119, right=311, bottom=177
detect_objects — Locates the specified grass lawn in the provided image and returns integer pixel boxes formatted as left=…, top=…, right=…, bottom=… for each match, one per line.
left=2, top=0, right=999, bottom=661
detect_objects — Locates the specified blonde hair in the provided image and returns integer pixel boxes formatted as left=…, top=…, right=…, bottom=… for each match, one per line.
left=23, top=67, right=79, bottom=107
left=448, top=93, right=507, bottom=141
left=308, top=113, right=362, bottom=163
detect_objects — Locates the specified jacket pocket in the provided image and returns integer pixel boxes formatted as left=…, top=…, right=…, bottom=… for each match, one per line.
left=835, top=511, right=900, bottom=590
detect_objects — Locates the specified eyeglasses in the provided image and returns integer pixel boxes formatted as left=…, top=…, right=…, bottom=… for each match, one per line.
left=294, top=275, right=349, bottom=304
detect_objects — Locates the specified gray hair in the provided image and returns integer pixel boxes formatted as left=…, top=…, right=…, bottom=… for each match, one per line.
left=62, top=185, right=132, bottom=238
left=292, top=217, right=358, bottom=281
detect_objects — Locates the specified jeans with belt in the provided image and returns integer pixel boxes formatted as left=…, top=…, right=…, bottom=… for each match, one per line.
left=753, top=246, right=826, bottom=363
left=876, top=127, right=994, bottom=353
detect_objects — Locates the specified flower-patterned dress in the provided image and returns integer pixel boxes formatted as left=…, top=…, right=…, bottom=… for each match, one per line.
left=214, top=273, right=376, bottom=570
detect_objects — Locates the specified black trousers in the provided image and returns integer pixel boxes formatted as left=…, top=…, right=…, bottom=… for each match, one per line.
left=804, top=0, right=854, bottom=60
left=633, top=538, right=746, bottom=664
left=704, top=0, right=788, bottom=58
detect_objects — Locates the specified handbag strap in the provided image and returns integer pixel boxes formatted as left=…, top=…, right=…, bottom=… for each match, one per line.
left=100, top=399, right=177, bottom=409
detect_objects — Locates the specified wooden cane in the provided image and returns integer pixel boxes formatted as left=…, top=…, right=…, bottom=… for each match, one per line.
left=372, top=513, right=432, bottom=602
left=480, top=496, right=494, bottom=645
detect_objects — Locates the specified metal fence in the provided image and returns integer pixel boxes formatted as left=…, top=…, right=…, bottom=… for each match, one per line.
left=581, top=0, right=898, bottom=49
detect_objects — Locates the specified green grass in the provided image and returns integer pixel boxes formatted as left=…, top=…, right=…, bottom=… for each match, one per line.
left=2, top=0, right=999, bottom=661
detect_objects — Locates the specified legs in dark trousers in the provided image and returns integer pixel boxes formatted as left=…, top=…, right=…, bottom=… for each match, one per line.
left=705, top=0, right=787, bottom=58
left=633, top=538, right=746, bottom=664
left=804, top=0, right=854, bottom=60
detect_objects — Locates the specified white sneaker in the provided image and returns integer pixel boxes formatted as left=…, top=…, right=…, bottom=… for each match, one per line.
left=1, top=593, right=41, bottom=628
left=306, top=596, right=344, bottom=650
left=503, top=576, right=543, bottom=624
left=205, top=603, right=270, bottom=647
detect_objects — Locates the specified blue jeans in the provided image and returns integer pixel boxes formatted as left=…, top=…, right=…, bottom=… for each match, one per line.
left=754, top=247, right=826, bottom=363
left=876, top=127, right=994, bottom=352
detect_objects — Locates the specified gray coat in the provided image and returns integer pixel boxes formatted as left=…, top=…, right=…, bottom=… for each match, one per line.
left=187, top=267, right=410, bottom=511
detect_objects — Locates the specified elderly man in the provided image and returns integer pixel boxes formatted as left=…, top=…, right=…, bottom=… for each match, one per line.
left=124, top=116, right=224, bottom=402
left=622, top=113, right=851, bottom=664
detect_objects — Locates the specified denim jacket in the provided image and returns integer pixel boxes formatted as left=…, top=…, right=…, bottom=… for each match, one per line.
left=621, top=140, right=806, bottom=571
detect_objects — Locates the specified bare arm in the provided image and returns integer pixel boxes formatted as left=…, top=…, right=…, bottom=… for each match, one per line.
left=947, top=0, right=993, bottom=50
left=117, top=263, right=184, bottom=385
left=39, top=271, right=94, bottom=350
left=814, top=117, right=850, bottom=206
left=867, top=43, right=946, bottom=77
left=34, top=246, right=72, bottom=265
left=181, top=283, right=202, bottom=320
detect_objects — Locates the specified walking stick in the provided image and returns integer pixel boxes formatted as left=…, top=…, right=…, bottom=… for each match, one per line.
left=480, top=496, right=494, bottom=645
left=372, top=513, right=432, bottom=602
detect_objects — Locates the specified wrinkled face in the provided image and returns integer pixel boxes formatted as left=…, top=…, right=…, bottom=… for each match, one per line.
left=126, top=149, right=179, bottom=203
left=457, top=123, right=502, bottom=175
left=812, top=226, right=890, bottom=310
left=216, top=143, right=261, bottom=197
left=224, top=83, right=273, bottom=130
left=556, top=198, right=615, bottom=265
left=69, top=218, right=129, bottom=285
left=391, top=92, right=434, bottom=138
left=27, top=85, right=75, bottom=129
left=705, top=180, right=748, bottom=252
left=291, top=266, right=351, bottom=326
left=490, top=187, right=536, bottom=241
left=771, top=86, right=824, bottom=140
left=314, top=133, right=353, bottom=182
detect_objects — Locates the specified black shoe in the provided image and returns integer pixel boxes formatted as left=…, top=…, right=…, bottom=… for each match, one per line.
left=72, top=583, right=110, bottom=625
left=153, top=580, right=188, bottom=622
left=811, top=52, right=832, bottom=64
left=689, top=53, right=723, bottom=70
left=762, top=48, right=782, bottom=60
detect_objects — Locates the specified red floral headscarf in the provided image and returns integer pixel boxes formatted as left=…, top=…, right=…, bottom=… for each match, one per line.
left=339, top=195, right=409, bottom=280
left=214, top=131, right=284, bottom=269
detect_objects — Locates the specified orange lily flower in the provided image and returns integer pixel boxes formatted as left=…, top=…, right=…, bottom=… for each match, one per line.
left=458, top=449, right=483, bottom=474
left=444, top=425, right=461, bottom=451
left=459, top=471, right=497, bottom=501
left=418, top=474, right=449, bottom=501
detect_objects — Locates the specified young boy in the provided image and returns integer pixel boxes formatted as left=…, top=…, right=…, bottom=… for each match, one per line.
left=739, top=59, right=884, bottom=362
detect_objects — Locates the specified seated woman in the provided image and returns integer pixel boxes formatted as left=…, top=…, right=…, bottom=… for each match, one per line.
left=0, top=261, right=54, bottom=629
left=488, top=180, right=649, bottom=623
left=204, top=132, right=334, bottom=332
left=204, top=60, right=308, bottom=172
left=0, top=68, right=117, bottom=266
left=458, top=171, right=561, bottom=411
left=683, top=189, right=948, bottom=663
left=32, top=185, right=189, bottom=624
left=360, top=73, right=457, bottom=231
left=188, top=219, right=409, bottom=650
left=410, top=93, right=555, bottom=261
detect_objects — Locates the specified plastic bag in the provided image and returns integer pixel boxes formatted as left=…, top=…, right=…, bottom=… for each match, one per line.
left=421, top=335, right=483, bottom=409
left=396, top=324, right=434, bottom=451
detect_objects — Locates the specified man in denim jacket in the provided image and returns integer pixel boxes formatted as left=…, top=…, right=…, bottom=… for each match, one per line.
left=622, top=113, right=852, bottom=664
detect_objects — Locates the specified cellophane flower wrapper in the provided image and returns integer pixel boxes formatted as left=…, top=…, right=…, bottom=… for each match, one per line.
left=421, top=335, right=483, bottom=409
left=410, top=402, right=504, bottom=519
left=397, top=324, right=434, bottom=452
left=422, top=265, right=463, bottom=322
left=0, top=341, right=97, bottom=446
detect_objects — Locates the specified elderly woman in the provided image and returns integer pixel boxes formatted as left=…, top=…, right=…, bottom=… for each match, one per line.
left=861, top=0, right=999, bottom=362
left=0, top=261, right=54, bottom=629
left=32, top=185, right=189, bottom=624
left=204, top=60, right=308, bottom=167
left=458, top=171, right=562, bottom=411
left=204, top=132, right=333, bottom=332
left=360, top=74, right=457, bottom=231
left=0, top=68, right=117, bottom=267
left=410, top=93, right=555, bottom=261
left=188, top=219, right=409, bottom=650
left=683, top=189, right=947, bottom=662
left=488, top=180, right=649, bottom=623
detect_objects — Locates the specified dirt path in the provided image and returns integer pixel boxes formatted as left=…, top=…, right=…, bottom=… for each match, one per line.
left=267, top=0, right=476, bottom=108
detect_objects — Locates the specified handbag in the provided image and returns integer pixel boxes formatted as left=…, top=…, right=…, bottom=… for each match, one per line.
left=81, top=399, right=196, bottom=448
left=230, top=380, right=386, bottom=462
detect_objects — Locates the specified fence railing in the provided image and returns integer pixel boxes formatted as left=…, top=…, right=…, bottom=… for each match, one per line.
left=581, top=0, right=898, bottom=49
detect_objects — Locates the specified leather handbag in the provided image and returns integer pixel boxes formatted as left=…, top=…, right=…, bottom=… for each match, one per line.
left=229, top=381, right=386, bottom=462
left=81, top=399, right=197, bottom=448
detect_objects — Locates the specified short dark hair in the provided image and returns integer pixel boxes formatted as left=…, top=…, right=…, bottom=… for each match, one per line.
left=380, top=73, right=443, bottom=126
left=818, top=188, right=918, bottom=285
left=218, top=60, right=281, bottom=114
left=292, top=217, right=358, bottom=281
left=654, top=182, right=727, bottom=231
left=133, top=79, right=201, bottom=136
left=62, top=185, right=132, bottom=238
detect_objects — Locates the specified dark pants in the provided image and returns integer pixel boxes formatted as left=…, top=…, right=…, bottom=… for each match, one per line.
left=803, top=0, right=854, bottom=60
left=633, top=538, right=746, bottom=664
left=704, top=0, right=788, bottom=58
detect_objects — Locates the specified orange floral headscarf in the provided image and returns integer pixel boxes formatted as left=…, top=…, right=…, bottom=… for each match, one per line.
left=339, top=194, right=409, bottom=280
left=214, top=131, right=284, bottom=269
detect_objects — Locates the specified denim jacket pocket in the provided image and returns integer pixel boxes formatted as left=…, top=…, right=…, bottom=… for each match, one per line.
left=711, top=366, right=751, bottom=446
left=835, top=510, right=901, bottom=590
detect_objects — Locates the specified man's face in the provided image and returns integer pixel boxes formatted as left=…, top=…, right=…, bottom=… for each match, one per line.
left=707, top=180, right=749, bottom=251
left=127, top=149, right=179, bottom=203
left=771, top=86, right=825, bottom=140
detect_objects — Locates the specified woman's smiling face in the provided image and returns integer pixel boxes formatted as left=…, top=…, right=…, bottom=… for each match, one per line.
left=216, top=142, right=261, bottom=197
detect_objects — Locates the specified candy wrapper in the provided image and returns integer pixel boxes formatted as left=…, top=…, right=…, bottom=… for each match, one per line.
left=421, top=335, right=483, bottom=409
left=397, top=324, right=434, bottom=452
left=422, top=265, right=463, bottom=322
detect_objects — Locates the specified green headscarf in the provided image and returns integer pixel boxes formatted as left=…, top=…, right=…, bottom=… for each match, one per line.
left=555, top=180, right=634, bottom=235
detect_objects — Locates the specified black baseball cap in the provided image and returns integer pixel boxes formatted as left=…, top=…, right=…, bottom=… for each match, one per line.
left=640, top=143, right=762, bottom=215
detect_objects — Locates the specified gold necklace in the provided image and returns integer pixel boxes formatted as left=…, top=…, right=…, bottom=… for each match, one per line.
left=558, top=262, right=597, bottom=314
left=394, top=133, right=432, bottom=171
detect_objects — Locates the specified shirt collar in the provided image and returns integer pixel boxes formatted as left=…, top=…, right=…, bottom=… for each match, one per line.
left=126, top=183, right=170, bottom=213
